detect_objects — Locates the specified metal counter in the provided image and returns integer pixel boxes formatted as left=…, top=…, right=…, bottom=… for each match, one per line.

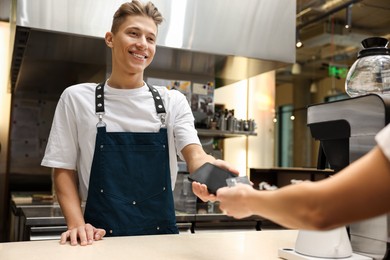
left=21, top=208, right=264, bottom=240
left=14, top=203, right=265, bottom=241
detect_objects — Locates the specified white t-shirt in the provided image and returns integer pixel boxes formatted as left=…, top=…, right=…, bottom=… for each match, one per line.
left=376, top=123, right=390, bottom=161
left=41, top=81, right=200, bottom=201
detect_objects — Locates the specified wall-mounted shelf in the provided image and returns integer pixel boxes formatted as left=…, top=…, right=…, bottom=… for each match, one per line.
left=250, top=167, right=334, bottom=190
left=196, top=129, right=257, bottom=138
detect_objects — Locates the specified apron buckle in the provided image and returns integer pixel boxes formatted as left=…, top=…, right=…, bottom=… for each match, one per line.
left=160, top=113, right=166, bottom=128
left=96, top=112, right=106, bottom=127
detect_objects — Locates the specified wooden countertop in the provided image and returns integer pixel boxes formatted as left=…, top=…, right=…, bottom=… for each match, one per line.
left=0, top=230, right=298, bottom=260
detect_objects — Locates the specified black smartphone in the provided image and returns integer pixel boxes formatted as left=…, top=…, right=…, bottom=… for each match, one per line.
left=188, top=162, right=236, bottom=194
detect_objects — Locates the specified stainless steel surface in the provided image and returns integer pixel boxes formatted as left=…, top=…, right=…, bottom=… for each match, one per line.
left=17, top=206, right=65, bottom=241
left=13, top=0, right=295, bottom=61
left=17, top=205, right=263, bottom=241
left=308, top=94, right=390, bottom=134
left=349, top=216, right=388, bottom=259
left=29, top=226, right=67, bottom=241
left=5, top=0, right=390, bottom=86
left=0, top=0, right=10, bottom=21
left=308, top=94, right=390, bottom=162
left=22, top=206, right=65, bottom=226
left=11, top=191, right=265, bottom=241
left=10, top=28, right=107, bottom=95
left=9, top=0, right=295, bottom=94
left=307, top=94, right=390, bottom=259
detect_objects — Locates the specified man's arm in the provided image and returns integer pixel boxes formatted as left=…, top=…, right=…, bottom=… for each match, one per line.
left=54, top=168, right=105, bottom=245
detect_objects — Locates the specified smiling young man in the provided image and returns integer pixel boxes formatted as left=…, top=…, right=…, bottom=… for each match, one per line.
left=41, top=1, right=236, bottom=246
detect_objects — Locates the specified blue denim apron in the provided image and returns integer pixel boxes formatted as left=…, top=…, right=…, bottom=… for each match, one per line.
left=84, top=82, right=178, bottom=236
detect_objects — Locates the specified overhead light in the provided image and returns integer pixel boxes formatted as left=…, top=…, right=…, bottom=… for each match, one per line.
left=291, top=63, right=302, bottom=75
left=296, top=30, right=303, bottom=48
left=345, top=4, right=352, bottom=29
left=310, top=81, right=318, bottom=93
left=296, top=40, right=303, bottom=48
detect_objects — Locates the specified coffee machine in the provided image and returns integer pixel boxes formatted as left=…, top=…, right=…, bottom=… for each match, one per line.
left=307, top=93, right=390, bottom=259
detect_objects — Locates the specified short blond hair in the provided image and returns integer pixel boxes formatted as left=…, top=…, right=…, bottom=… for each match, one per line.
left=111, top=1, right=163, bottom=33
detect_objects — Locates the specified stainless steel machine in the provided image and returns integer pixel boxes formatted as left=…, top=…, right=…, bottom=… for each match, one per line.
left=307, top=93, right=390, bottom=259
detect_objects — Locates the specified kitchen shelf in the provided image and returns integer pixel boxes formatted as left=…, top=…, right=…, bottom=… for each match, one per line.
left=250, top=167, right=334, bottom=191
left=196, top=129, right=257, bottom=138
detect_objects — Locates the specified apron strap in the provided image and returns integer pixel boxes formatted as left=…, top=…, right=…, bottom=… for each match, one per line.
left=146, top=84, right=166, bottom=114
left=95, top=82, right=105, bottom=127
left=146, top=84, right=166, bottom=127
left=95, top=81, right=167, bottom=127
left=95, top=82, right=105, bottom=114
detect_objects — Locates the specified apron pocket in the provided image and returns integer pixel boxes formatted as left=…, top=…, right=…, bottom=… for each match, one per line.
left=99, top=143, right=169, bottom=203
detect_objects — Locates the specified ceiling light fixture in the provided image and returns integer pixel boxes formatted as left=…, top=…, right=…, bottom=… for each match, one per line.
left=291, top=63, right=302, bottom=75
left=296, top=30, right=303, bottom=48
left=310, top=81, right=318, bottom=93
left=296, top=39, right=303, bottom=48
left=345, top=4, right=352, bottom=29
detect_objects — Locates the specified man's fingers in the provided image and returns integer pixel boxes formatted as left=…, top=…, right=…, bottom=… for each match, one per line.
left=85, top=224, right=95, bottom=244
left=59, top=225, right=104, bottom=246
left=94, top=228, right=106, bottom=240
left=192, top=182, right=217, bottom=202
left=69, top=229, right=79, bottom=246
left=77, top=226, right=88, bottom=246
left=59, top=230, right=70, bottom=245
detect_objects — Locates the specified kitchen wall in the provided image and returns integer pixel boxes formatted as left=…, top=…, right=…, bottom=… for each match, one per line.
left=215, top=71, right=275, bottom=176
left=0, top=21, right=12, bottom=242
left=275, top=76, right=347, bottom=168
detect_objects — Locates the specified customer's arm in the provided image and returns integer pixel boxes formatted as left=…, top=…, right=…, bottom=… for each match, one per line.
left=181, top=144, right=239, bottom=202
left=54, top=168, right=105, bottom=245
left=217, top=146, right=390, bottom=230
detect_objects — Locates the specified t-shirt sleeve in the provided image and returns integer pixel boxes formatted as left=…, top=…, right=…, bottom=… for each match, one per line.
left=41, top=90, right=79, bottom=170
left=171, top=91, right=201, bottom=160
left=375, top=123, right=390, bottom=162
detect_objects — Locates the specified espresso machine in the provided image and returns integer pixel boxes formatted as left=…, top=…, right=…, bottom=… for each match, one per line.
left=307, top=93, right=390, bottom=259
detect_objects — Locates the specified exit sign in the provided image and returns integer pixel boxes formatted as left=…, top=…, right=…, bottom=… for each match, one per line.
left=328, top=65, right=348, bottom=79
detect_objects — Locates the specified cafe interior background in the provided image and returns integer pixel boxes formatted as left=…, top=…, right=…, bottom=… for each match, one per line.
left=0, top=0, right=389, bottom=242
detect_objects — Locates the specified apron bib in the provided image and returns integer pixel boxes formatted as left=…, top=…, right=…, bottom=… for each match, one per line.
left=84, top=82, right=178, bottom=236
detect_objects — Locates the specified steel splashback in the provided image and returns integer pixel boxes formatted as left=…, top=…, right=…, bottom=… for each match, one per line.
left=10, top=0, right=295, bottom=94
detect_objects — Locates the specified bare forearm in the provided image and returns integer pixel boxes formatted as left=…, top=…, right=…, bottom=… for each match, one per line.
left=218, top=182, right=321, bottom=229
left=247, top=182, right=324, bottom=229
left=181, top=144, right=215, bottom=173
left=54, top=168, right=106, bottom=245
left=219, top=146, right=390, bottom=230
left=54, top=168, right=85, bottom=228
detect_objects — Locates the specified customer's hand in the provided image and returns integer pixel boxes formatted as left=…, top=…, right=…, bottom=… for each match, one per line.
left=217, top=184, right=255, bottom=219
left=60, top=223, right=106, bottom=246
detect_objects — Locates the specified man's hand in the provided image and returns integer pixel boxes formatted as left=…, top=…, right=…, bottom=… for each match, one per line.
left=191, top=181, right=217, bottom=202
left=60, top=223, right=106, bottom=246
left=191, top=159, right=239, bottom=202
left=213, top=159, right=239, bottom=176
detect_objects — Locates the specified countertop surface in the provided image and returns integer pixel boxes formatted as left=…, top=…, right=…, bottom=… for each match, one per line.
left=0, top=230, right=298, bottom=260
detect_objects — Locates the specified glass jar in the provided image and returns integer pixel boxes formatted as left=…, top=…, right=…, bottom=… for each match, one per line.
left=345, top=37, right=390, bottom=97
